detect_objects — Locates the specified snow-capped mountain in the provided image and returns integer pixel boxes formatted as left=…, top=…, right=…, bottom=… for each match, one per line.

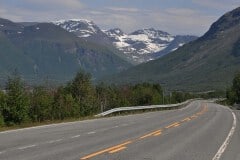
left=53, top=19, right=197, bottom=64
left=53, top=19, right=100, bottom=38
left=53, top=19, right=112, bottom=45
left=104, top=28, right=197, bottom=63
left=105, top=28, right=175, bottom=62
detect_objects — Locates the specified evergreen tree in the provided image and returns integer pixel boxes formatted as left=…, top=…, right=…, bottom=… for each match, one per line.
left=3, top=75, right=30, bottom=125
left=30, top=86, right=54, bottom=122
left=68, top=71, right=97, bottom=116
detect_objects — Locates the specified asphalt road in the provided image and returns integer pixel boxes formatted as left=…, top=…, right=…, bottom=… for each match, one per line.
left=0, top=100, right=239, bottom=160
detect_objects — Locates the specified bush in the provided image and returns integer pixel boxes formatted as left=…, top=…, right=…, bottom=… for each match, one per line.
left=0, top=90, right=6, bottom=126
left=0, top=113, right=4, bottom=126
left=232, top=73, right=240, bottom=103
left=226, top=72, right=240, bottom=105
left=29, top=86, right=54, bottom=122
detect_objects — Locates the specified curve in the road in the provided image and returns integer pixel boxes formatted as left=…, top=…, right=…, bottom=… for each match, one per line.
left=0, top=101, right=238, bottom=160
left=80, top=104, right=208, bottom=160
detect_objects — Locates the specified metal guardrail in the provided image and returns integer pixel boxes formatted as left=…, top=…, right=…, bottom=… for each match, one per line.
left=95, top=99, right=195, bottom=117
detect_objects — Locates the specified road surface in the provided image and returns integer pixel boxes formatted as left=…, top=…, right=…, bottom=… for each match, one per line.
left=0, top=100, right=239, bottom=160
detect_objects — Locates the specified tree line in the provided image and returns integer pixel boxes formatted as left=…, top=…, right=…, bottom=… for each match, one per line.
left=226, top=72, right=240, bottom=105
left=0, top=71, right=196, bottom=127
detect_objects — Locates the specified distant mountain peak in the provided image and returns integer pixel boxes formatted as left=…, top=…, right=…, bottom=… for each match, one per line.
left=54, top=19, right=94, bottom=25
left=53, top=19, right=99, bottom=38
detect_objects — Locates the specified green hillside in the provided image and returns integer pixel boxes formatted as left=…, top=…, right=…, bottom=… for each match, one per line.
left=0, top=31, right=35, bottom=83
left=0, top=19, right=132, bottom=84
left=105, top=7, right=240, bottom=91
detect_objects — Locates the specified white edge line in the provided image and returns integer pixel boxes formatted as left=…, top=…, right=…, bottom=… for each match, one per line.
left=212, top=109, right=237, bottom=160
left=71, top=135, right=80, bottom=138
left=0, top=123, right=76, bottom=134
left=47, top=139, right=63, bottom=144
left=18, top=144, right=37, bottom=150
left=0, top=119, right=100, bottom=135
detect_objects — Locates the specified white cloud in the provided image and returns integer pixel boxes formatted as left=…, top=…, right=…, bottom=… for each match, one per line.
left=107, top=7, right=140, bottom=13
left=0, top=4, right=217, bottom=36
left=0, top=0, right=84, bottom=22
left=89, top=11, right=105, bottom=15
left=147, top=8, right=217, bottom=35
left=0, top=0, right=236, bottom=36
left=166, top=8, right=198, bottom=15
left=0, top=7, right=25, bottom=21
left=94, top=13, right=139, bottom=32
left=192, top=0, right=239, bottom=10
left=23, top=0, right=84, bottom=10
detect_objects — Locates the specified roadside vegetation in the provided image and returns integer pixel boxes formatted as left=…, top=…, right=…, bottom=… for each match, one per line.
left=0, top=71, right=218, bottom=128
left=226, top=72, right=240, bottom=106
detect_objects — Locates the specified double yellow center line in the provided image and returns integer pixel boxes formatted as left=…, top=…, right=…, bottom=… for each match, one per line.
left=81, top=141, right=132, bottom=159
left=139, top=130, right=162, bottom=139
left=80, top=104, right=208, bottom=160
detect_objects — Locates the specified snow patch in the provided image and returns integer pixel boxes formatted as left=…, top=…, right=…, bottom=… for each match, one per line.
left=171, top=48, right=178, bottom=52
left=128, top=34, right=149, bottom=41
left=159, top=36, right=174, bottom=42
left=53, top=19, right=93, bottom=25
left=79, top=34, right=91, bottom=38
left=114, top=41, right=130, bottom=48
left=178, top=43, right=184, bottom=47
left=115, top=30, right=121, bottom=34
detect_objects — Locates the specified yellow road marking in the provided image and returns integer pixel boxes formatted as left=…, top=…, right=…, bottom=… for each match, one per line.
left=153, top=132, right=162, bottom=136
left=81, top=104, right=209, bottom=159
left=173, top=123, right=180, bottom=127
left=181, top=117, right=191, bottom=122
left=165, top=122, right=180, bottom=129
left=109, top=146, right=126, bottom=153
left=80, top=141, right=132, bottom=160
left=139, top=130, right=162, bottom=139
left=190, top=115, right=198, bottom=119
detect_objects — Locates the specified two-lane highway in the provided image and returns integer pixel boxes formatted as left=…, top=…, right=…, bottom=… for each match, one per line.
left=0, top=100, right=238, bottom=160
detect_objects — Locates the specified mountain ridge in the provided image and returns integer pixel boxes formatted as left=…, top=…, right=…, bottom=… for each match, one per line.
left=53, top=19, right=197, bottom=63
left=0, top=18, right=132, bottom=85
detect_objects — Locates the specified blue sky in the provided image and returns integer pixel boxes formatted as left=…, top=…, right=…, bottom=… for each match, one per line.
left=0, top=0, right=239, bottom=35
